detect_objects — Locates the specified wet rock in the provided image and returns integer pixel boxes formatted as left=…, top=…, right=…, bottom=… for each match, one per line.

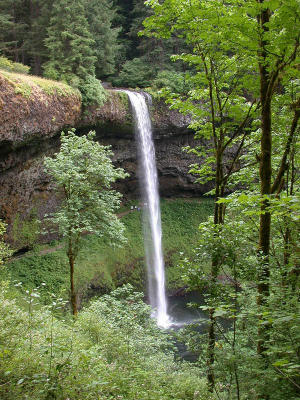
left=0, top=75, right=210, bottom=243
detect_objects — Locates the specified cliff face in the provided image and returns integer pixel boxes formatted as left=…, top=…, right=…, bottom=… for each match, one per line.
left=0, top=71, right=81, bottom=148
left=0, top=72, right=210, bottom=243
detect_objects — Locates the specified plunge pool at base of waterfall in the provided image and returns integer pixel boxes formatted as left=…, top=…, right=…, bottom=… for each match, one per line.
left=160, top=290, right=232, bottom=362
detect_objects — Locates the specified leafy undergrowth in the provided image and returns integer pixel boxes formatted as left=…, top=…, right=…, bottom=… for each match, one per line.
left=0, top=56, right=30, bottom=74
left=8, top=198, right=213, bottom=303
left=0, top=283, right=214, bottom=400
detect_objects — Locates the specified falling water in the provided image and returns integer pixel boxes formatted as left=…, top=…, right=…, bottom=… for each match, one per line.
left=123, top=90, right=170, bottom=328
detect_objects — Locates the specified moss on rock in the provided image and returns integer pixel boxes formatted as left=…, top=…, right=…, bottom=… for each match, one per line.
left=80, top=90, right=132, bottom=127
left=0, top=70, right=82, bottom=146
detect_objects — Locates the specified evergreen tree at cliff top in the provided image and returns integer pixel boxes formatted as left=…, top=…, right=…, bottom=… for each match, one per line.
left=0, top=0, right=28, bottom=62
left=44, top=0, right=105, bottom=106
left=84, top=0, right=121, bottom=78
left=24, top=0, right=52, bottom=75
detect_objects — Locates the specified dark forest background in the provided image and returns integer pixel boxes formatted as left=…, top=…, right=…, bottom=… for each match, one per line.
left=0, top=0, right=187, bottom=89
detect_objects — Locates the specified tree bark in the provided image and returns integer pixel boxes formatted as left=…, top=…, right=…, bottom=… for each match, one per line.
left=257, top=0, right=272, bottom=359
left=207, top=307, right=216, bottom=391
left=271, top=101, right=300, bottom=195
left=69, top=255, right=77, bottom=316
left=68, top=239, right=77, bottom=317
left=207, top=149, right=224, bottom=392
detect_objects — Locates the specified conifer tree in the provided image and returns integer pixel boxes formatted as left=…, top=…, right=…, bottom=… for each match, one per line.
left=0, top=0, right=51, bottom=73
left=44, top=0, right=105, bottom=105
left=24, top=0, right=52, bottom=75
left=84, top=0, right=121, bottom=78
left=0, top=0, right=28, bottom=62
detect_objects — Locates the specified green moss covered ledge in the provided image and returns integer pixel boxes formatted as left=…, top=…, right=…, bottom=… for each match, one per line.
left=0, top=70, right=82, bottom=146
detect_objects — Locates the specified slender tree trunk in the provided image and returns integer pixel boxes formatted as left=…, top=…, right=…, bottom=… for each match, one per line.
left=256, top=4, right=272, bottom=399
left=31, top=2, right=42, bottom=75
left=257, top=90, right=271, bottom=357
left=33, top=55, right=42, bottom=75
left=69, top=256, right=77, bottom=316
left=232, top=263, right=240, bottom=400
left=285, top=147, right=299, bottom=291
left=68, top=239, right=77, bottom=316
left=12, top=8, right=18, bottom=62
left=207, top=150, right=224, bottom=392
left=283, top=160, right=291, bottom=276
left=69, top=258, right=77, bottom=317
left=257, top=0, right=272, bottom=359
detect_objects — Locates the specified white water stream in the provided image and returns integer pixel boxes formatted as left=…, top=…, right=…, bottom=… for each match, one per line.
left=123, top=90, right=170, bottom=328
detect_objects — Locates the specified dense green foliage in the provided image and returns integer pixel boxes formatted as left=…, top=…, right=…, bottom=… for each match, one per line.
left=84, top=0, right=121, bottom=78
left=44, top=130, right=128, bottom=247
left=178, top=205, right=299, bottom=399
left=0, top=0, right=299, bottom=398
left=43, top=0, right=105, bottom=106
left=44, top=130, right=128, bottom=315
left=0, top=56, right=30, bottom=74
left=143, top=0, right=299, bottom=398
left=0, top=283, right=213, bottom=400
left=0, top=221, right=12, bottom=266
left=0, top=0, right=187, bottom=90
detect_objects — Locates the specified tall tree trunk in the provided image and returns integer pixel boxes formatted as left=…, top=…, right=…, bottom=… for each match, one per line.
left=257, top=0, right=272, bottom=358
left=207, top=307, right=216, bottom=391
left=207, top=150, right=224, bottom=392
left=285, top=146, right=299, bottom=291
left=257, top=84, right=271, bottom=357
left=69, top=256, right=77, bottom=316
left=33, top=55, right=42, bottom=75
left=256, top=4, right=272, bottom=399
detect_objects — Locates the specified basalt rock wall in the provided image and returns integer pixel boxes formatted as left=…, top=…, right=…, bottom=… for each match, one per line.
left=0, top=71, right=211, bottom=243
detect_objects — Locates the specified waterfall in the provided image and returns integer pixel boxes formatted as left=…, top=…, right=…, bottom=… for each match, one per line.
left=123, top=90, right=170, bottom=329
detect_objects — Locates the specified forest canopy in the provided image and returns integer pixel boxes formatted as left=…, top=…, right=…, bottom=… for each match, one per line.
left=0, top=0, right=184, bottom=93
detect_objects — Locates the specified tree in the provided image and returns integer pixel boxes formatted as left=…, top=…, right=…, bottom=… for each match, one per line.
left=250, top=2, right=299, bottom=367
left=0, top=0, right=52, bottom=74
left=44, top=130, right=128, bottom=316
left=143, top=0, right=299, bottom=395
left=0, top=0, right=28, bottom=62
left=43, top=0, right=105, bottom=106
left=24, top=0, right=53, bottom=75
left=84, top=0, right=121, bottom=79
left=143, top=0, right=260, bottom=390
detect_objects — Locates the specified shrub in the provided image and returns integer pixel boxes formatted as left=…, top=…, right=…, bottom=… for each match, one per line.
left=152, top=70, right=192, bottom=94
left=112, top=58, right=154, bottom=88
left=0, top=56, right=30, bottom=74
left=12, top=213, right=40, bottom=250
left=0, top=282, right=214, bottom=400
left=78, top=75, right=107, bottom=106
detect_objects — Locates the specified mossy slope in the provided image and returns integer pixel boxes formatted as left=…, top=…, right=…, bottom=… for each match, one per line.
left=7, top=198, right=214, bottom=304
left=0, top=70, right=82, bottom=145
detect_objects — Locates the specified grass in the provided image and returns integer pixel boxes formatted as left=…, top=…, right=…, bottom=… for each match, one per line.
left=0, top=69, right=80, bottom=98
left=7, top=198, right=214, bottom=303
